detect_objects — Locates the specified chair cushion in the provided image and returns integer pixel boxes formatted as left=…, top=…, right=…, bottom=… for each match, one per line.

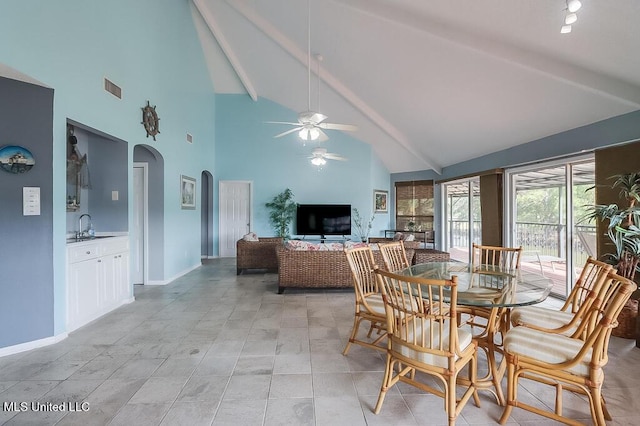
left=393, top=322, right=473, bottom=368
left=363, top=294, right=386, bottom=315
left=503, top=326, right=593, bottom=377
left=511, top=306, right=577, bottom=336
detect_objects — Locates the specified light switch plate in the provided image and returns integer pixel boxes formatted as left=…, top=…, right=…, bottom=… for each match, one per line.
left=112, top=190, right=119, bottom=201
left=23, top=187, right=41, bottom=216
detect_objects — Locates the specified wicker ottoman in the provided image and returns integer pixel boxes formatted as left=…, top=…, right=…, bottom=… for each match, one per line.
left=413, top=248, right=450, bottom=265
left=236, top=237, right=283, bottom=274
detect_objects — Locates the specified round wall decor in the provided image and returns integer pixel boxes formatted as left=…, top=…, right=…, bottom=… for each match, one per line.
left=141, top=101, right=160, bottom=140
left=0, top=145, right=35, bottom=174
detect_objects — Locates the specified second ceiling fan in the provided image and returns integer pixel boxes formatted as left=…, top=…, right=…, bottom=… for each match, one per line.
left=268, top=0, right=357, bottom=142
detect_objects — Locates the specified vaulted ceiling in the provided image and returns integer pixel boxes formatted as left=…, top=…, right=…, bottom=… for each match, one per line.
left=192, top=0, right=640, bottom=174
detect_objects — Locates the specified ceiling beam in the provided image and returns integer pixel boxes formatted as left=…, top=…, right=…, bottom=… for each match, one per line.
left=225, top=0, right=442, bottom=174
left=192, top=0, right=257, bottom=101
left=334, top=0, right=640, bottom=108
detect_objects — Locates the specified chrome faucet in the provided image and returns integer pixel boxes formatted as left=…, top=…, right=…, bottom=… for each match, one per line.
left=78, top=214, right=92, bottom=239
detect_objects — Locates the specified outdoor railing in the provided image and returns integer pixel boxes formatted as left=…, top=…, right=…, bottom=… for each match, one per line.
left=447, top=220, right=595, bottom=265
left=448, top=220, right=482, bottom=248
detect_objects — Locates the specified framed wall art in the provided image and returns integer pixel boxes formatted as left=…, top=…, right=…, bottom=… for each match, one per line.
left=374, top=189, right=388, bottom=213
left=180, top=175, right=196, bottom=209
left=0, top=145, right=35, bottom=174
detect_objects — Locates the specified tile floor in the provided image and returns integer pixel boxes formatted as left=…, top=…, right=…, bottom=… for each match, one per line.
left=1, top=258, right=639, bottom=425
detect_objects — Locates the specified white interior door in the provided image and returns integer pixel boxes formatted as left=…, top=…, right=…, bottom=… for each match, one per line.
left=132, top=163, right=148, bottom=284
left=219, top=181, right=251, bottom=257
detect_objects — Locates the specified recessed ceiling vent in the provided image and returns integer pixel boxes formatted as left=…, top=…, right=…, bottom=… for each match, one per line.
left=104, top=78, right=122, bottom=99
left=186, top=133, right=193, bottom=144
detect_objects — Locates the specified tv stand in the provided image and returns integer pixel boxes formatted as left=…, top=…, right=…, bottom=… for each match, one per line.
left=299, top=235, right=350, bottom=243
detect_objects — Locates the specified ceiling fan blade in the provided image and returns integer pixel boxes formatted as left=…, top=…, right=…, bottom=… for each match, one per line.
left=317, top=128, right=329, bottom=142
left=265, top=121, right=302, bottom=126
left=326, top=153, right=347, bottom=161
left=318, top=122, right=358, bottom=131
left=273, top=127, right=301, bottom=138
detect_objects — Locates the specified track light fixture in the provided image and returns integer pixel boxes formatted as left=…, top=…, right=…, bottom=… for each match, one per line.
left=561, top=0, right=582, bottom=34
left=567, top=0, right=582, bottom=13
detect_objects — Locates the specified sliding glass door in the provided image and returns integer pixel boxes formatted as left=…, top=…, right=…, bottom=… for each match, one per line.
left=505, top=156, right=594, bottom=298
left=443, top=178, right=481, bottom=262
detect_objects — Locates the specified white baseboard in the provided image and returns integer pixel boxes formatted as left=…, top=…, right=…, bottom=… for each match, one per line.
left=0, top=332, right=68, bottom=358
left=146, top=262, right=202, bottom=285
left=145, top=280, right=168, bottom=286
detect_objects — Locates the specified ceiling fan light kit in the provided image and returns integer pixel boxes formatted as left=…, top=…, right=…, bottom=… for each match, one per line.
left=266, top=0, right=356, bottom=167
left=309, top=147, right=346, bottom=167
left=311, top=157, right=326, bottom=166
left=299, top=126, right=320, bottom=141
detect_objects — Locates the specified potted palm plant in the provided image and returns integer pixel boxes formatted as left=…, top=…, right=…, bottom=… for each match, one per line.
left=265, top=188, right=298, bottom=239
left=584, top=172, right=640, bottom=340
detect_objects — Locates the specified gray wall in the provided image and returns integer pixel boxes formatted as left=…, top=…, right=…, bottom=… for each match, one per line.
left=0, top=77, right=54, bottom=347
left=200, top=171, right=214, bottom=258
left=88, top=133, right=128, bottom=232
left=391, top=109, right=640, bottom=248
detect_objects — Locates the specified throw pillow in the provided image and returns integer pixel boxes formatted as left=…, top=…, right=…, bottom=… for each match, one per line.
left=344, top=241, right=368, bottom=249
left=404, top=234, right=415, bottom=242
left=393, top=232, right=404, bottom=241
left=242, top=232, right=259, bottom=241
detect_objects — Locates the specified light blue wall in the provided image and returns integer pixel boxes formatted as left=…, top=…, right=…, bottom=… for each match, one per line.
left=0, top=0, right=216, bottom=344
left=215, top=95, right=390, bottom=248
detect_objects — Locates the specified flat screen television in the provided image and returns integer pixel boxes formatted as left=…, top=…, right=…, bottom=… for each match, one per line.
left=296, top=204, right=351, bottom=237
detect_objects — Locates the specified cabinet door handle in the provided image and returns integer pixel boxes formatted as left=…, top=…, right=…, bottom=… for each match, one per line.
left=86, top=251, right=91, bottom=254
left=97, top=259, right=102, bottom=263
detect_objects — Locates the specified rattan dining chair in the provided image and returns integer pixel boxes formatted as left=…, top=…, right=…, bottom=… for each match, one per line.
left=342, top=246, right=387, bottom=355
left=378, top=241, right=411, bottom=272
left=458, top=243, right=523, bottom=404
left=499, top=271, right=637, bottom=426
left=471, top=243, right=523, bottom=272
left=373, top=267, right=480, bottom=426
left=510, top=257, right=614, bottom=339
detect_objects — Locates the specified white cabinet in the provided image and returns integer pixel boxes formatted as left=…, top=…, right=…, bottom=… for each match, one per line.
left=66, top=236, right=131, bottom=332
left=68, top=257, right=101, bottom=327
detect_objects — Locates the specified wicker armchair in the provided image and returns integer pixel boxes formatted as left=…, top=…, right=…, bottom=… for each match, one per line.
left=499, top=271, right=637, bottom=425
left=236, top=237, right=283, bottom=275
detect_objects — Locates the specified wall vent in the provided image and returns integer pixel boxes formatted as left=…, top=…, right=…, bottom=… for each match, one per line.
left=104, top=78, right=122, bottom=99
left=186, top=133, right=193, bottom=144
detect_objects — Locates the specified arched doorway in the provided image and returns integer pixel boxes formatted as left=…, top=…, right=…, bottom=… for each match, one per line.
left=201, top=170, right=214, bottom=258
left=133, top=144, right=164, bottom=284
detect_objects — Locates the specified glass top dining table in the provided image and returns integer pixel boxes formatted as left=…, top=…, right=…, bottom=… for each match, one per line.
left=395, top=261, right=554, bottom=405
left=397, top=261, right=554, bottom=308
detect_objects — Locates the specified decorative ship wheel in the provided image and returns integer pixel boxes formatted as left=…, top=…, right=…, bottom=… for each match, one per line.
left=141, top=101, right=160, bottom=140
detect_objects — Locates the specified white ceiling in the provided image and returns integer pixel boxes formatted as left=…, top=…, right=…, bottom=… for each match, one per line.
left=192, top=0, right=640, bottom=174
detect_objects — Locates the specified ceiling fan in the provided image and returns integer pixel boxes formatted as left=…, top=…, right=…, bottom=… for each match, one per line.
left=267, top=0, right=357, bottom=142
left=309, top=147, right=347, bottom=166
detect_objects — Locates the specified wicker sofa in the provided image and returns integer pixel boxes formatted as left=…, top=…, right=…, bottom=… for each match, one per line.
left=236, top=237, right=283, bottom=275
left=275, top=244, right=415, bottom=294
